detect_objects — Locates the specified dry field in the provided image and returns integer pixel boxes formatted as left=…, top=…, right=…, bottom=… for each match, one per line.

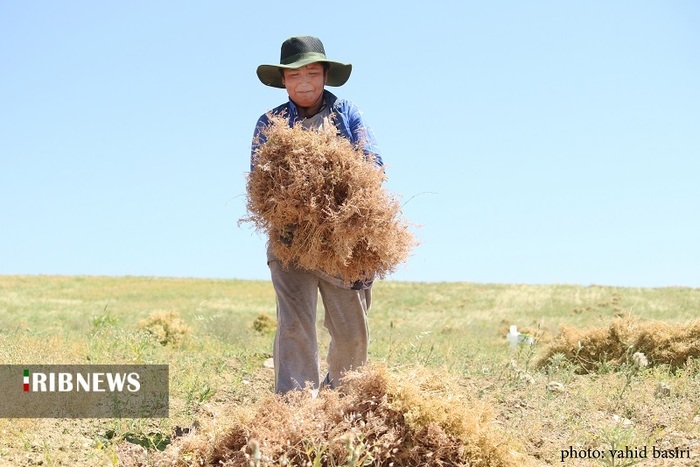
left=0, top=275, right=699, bottom=466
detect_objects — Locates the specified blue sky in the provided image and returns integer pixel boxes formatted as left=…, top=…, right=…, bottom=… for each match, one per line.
left=1, top=1, right=699, bottom=287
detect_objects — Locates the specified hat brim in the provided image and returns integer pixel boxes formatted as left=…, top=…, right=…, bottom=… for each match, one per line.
left=257, top=58, right=352, bottom=89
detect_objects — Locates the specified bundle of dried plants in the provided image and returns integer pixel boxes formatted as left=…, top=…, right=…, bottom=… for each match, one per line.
left=242, top=115, right=415, bottom=284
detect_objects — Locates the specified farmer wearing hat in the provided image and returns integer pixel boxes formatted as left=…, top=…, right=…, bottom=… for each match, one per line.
left=251, top=36, right=382, bottom=394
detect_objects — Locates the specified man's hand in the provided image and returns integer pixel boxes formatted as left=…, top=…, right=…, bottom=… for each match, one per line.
left=351, top=278, right=373, bottom=290
left=279, top=225, right=296, bottom=246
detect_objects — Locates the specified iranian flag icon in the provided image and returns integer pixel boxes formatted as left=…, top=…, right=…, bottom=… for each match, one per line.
left=23, top=369, right=30, bottom=392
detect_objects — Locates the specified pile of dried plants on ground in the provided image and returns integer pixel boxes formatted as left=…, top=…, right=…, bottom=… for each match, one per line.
left=538, top=315, right=700, bottom=372
left=173, top=364, right=530, bottom=466
left=242, top=115, right=416, bottom=285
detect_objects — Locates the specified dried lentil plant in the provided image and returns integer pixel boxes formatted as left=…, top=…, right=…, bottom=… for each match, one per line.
left=242, top=115, right=415, bottom=284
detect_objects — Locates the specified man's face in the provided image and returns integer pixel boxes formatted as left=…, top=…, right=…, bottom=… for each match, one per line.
left=282, top=62, right=326, bottom=108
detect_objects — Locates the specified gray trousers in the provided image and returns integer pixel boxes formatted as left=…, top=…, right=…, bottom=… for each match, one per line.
left=268, top=259, right=371, bottom=394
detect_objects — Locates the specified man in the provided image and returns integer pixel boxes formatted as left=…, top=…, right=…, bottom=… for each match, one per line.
left=251, top=36, right=382, bottom=394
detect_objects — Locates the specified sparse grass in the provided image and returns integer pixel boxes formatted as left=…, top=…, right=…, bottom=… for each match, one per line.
left=1, top=275, right=699, bottom=465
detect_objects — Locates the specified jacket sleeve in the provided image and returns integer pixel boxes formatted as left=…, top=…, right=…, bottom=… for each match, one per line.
left=344, top=102, right=383, bottom=168
left=250, top=113, right=270, bottom=172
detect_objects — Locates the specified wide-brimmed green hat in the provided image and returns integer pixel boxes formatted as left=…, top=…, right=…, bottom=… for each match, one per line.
left=257, top=36, right=352, bottom=89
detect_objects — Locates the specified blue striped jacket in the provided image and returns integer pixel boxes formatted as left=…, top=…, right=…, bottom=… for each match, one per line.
left=250, top=90, right=381, bottom=171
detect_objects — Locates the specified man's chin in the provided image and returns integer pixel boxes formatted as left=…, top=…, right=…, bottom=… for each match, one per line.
left=295, top=98, right=316, bottom=107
